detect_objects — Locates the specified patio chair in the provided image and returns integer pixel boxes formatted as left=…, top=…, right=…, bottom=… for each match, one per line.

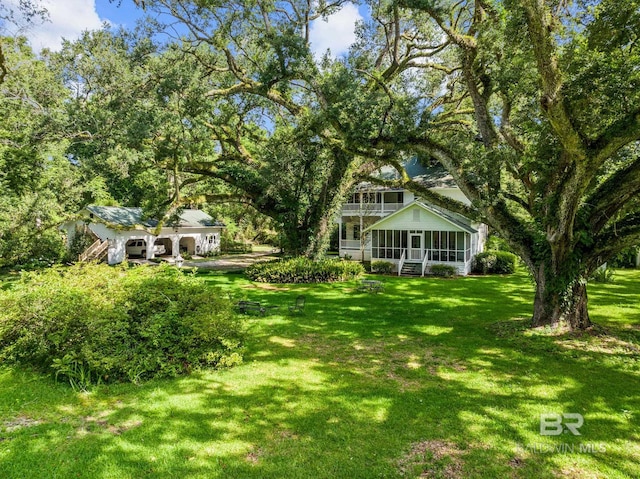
left=288, top=295, right=306, bottom=314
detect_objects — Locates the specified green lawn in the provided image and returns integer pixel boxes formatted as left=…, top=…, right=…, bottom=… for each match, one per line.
left=1, top=269, right=639, bottom=478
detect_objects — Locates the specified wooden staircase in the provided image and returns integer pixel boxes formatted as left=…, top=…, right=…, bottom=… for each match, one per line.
left=400, top=262, right=423, bottom=276
left=79, top=239, right=109, bottom=263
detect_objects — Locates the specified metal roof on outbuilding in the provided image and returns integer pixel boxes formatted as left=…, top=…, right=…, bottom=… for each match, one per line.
left=85, top=206, right=225, bottom=229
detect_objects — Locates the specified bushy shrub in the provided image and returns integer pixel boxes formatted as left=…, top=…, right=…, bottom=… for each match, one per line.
left=245, top=257, right=364, bottom=283
left=371, top=261, right=394, bottom=274
left=610, top=246, right=639, bottom=269
left=0, top=228, right=66, bottom=270
left=429, top=264, right=458, bottom=277
left=472, top=251, right=517, bottom=274
left=0, top=263, right=245, bottom=387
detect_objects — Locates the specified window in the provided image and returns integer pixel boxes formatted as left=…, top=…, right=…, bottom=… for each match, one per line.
left=353, top=225, right=361, bottom=240
left=362, top=192, right=379, bottom=203
left=423, top=230, right=470, bottom=263
left=371, top=230, right=407, bottom=260
left=341, top=224, right=347, bottom=240
left=383, top=191, right=404, bottom=204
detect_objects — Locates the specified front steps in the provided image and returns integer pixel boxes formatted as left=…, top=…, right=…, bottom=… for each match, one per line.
left=400, top=262, right=423, bottom=276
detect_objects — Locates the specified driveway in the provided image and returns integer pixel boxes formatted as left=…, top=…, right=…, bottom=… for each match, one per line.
left=182, top=250, right=279, bottom=271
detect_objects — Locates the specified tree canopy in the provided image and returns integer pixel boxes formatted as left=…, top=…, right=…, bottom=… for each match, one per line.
left=1, top=0, right=639, bottom=329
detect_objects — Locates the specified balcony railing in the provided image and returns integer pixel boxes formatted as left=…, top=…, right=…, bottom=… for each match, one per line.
left=342, top=203, right=403, bottom=214
left=340, top=239, right=368, bottom=249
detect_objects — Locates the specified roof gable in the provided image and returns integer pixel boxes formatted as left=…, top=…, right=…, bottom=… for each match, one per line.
left=363, top=201, right=477, bottom=234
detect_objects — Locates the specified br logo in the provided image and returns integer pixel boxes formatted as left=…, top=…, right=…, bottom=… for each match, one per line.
left=540, top=413, right=584, bottom=436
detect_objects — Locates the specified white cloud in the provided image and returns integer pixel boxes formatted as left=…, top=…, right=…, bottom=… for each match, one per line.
left=6, top=0, right=104, bottom=52
left=309, top=3, right=362, bottom=59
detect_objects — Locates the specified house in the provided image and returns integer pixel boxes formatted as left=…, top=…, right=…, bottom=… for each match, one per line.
left=61, top=206, right=225, bottom=265
left=338, top=167, right=487, bottom=275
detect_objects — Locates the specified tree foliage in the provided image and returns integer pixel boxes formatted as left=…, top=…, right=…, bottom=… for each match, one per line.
left=0, top=37, right=94, bottom=267
left=104, top=0, right=640, bottom=329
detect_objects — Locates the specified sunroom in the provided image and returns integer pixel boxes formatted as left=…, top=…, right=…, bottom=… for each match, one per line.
left=363, top=202, right=482, bottom=275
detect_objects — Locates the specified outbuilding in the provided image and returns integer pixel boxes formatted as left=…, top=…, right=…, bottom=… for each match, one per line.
left=61, top=206, right=224, bottom=265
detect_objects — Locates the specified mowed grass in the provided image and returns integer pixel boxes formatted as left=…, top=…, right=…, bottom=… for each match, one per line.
left=1, top=268, right=639, bottom=478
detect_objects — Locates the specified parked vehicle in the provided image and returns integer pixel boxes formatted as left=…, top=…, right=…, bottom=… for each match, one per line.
left=126, top=239, right=147, bottom=257
left=126, top=240, right=166, bottom=257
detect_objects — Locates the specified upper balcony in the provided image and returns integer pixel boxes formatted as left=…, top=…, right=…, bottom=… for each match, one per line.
left=341, top=190, right=410, bottom=216
left=341, top=203, right=404, bottom=215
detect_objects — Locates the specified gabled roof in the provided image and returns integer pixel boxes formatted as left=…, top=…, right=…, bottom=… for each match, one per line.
left=363, top=201, right=477, bottom=234
left=411, top=165, right=457, bottom=189
left=86, top=206, right=225, bottom=229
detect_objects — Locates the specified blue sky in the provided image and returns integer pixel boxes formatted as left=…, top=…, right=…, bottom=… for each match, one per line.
left=10, top=0, right=364, bottom=58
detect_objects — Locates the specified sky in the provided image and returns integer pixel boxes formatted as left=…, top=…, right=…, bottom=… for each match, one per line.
left=7, top=0, right=364, bottom=58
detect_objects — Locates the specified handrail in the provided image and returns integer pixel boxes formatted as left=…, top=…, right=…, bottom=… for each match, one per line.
left=421, top=251, right=429, bottom=277
left=79, top=239, right=108, bottom=262
left=79, top=239, right=102, bottom=261
left=398, top=249, right=406, bottom=276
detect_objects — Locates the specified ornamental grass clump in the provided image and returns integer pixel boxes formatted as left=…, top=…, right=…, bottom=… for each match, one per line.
left=0, top=263, right=245, bottom=388
left=245, top=257, right=364, bottom=283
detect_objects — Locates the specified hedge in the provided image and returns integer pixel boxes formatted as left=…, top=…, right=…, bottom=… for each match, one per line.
left=471, top=250, right=518, bottom=274
left=0, top=263, right=245, bottom=388
left=429, top=264, right=458, bottom=277
left=371, top=261, right=394, bottom=274
left=245, top=257, right=364, bottom=283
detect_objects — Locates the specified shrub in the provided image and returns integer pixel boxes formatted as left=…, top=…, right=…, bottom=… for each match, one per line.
left=610, top=246, right=639, bottom=269
left=0, top=263, right=245, bottom=387
left=371, top=261, right=394, bottom=274
left=472, top=251, right=517, bottom=274
left=429, top=264, right=458, bottom=277
left=245, top=257, right=364, bottom=283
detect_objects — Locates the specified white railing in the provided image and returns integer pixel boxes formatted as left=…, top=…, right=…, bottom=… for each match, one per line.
left=398, top=249, right=406, bottom=276
left=340, top=240, right=361, bottom=249
left=342, top=203, right=403, bottom=214
left=79, top=239, right=108, bottom=262
left=421, top=252, right=429, bottom=277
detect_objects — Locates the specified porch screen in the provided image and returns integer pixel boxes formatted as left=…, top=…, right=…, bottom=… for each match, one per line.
left=425, top=231, right=470, bottom=262
left=371, top=230, right=408, bottom=259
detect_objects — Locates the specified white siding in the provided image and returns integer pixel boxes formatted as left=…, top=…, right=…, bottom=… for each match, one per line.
left=372, top=204, right=467, bottom=233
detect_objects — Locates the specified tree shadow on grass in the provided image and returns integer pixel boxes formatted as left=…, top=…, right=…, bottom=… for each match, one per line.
left=1, top=271, right=639, bottom=478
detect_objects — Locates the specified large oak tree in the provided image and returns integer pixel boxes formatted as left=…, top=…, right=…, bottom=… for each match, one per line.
left=124, top=0, right=640, bottom=329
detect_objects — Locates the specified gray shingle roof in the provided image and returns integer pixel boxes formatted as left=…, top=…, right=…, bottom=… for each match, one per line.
left=354, top=164, right=457, bottom=191
left=86, top=206, right=224, bottom=229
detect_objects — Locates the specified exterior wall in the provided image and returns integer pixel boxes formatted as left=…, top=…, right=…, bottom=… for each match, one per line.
left=337, top=186, right=487, bottom=276
left=86, top=223, right=222, bottom=265
left=374, top=204, right=461, bottom=232
left=160, top=227, right=221, bottom=255
left=473, top=223, right=488, bottom=255
left=60, top=220, right=88, bottom=248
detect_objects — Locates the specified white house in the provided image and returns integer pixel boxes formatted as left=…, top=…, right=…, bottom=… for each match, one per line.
left=338, top=167, right=487, bottom=275
left=61, top=206, right=225, bottom=265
